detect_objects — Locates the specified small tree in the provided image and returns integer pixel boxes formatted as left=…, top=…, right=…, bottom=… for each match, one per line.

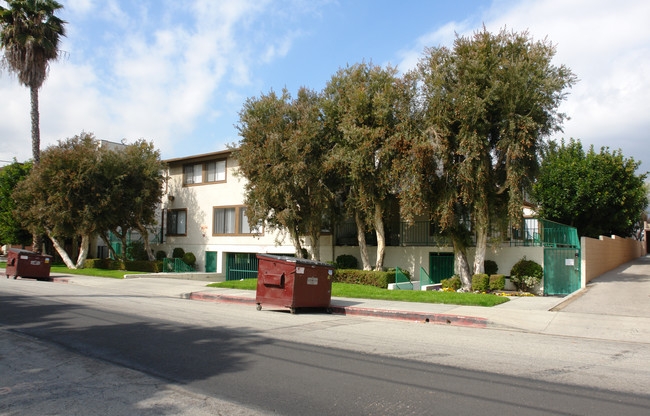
left=0, top=160, right=32, bottom=246
left=236, top=87, right=332, bottom=260
left=533, top=139, right=648, bottom=238
left=322, top=62, right=405, bottom=270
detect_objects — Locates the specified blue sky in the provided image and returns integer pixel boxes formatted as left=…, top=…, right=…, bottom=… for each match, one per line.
left=1, top=0, right=649, bottom=173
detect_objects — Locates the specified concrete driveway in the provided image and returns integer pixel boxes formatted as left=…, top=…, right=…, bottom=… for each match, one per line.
left=557, top=254, right=650, bottom=318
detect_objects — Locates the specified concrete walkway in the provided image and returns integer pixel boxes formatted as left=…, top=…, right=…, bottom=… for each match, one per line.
left=5, top=255, right=650, bottom=344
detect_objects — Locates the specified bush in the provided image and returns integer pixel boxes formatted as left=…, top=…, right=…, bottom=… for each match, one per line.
left=182, top=252, right=196, bottom=267
left=172, top=247, right=185, bottom=258
left=510, top=258, right=543, bottom=292
left=336, top=254, right=358, bottom=269
left=83, top=258, right=125, bottom=270
left=489, top=274, right=506, bottom=291
left=125, top=260, right=163, bottom=273
left=126, top=241, right=149, bottom=261
left=471, top=274, right=489, bottom=292
left=333, top=269, right=395, bottom=289
left=155, top=250, right=167, bottom=261
left=441, top=276, right=461, bottom=290
left=484, top=260, right=498, bottom=276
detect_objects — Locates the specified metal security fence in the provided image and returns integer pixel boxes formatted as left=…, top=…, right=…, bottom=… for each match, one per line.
left=162, top=258, right=194, bottom=273
left=394, top=267, right=413, bottom=290
left=226, top=253, right=259, bottom=281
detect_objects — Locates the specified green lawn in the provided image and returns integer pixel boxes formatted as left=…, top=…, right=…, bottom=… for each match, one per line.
left=208, top=279, right=508, bottom=307
left=50, top=265, right=146, bottom=279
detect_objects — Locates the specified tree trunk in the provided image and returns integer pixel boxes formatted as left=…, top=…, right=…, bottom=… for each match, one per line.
left=451, top=233, right=472, bottom=291
left=30, top=85, right=41, bottom=164
left=373, top=204, right=386, bottom=271
left=100, top=232, right=118, bottom=260
left=32, top=234, right=43, bottom=254
left=308, top=226, right=321, bottom=262
left=112, top=228, right=129, bottom=262
left=288, top=224, right=304, bottom=258
left=355, top=212, right=371, bottom=270
left=45, top=228, right=76, bottom=269
left=137, top=223, right=156, bottom=261
left=75, top=234, right=90, bottom=268
left=473, top=223, right=488, bottom=275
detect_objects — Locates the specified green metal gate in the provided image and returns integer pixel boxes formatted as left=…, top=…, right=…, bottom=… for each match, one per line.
left=226, top=253, right=259, bottom=281
left=205, top=251, right=217, bottom=273
left=544, top=248, right=581, bottom=295
left=429, top=253, right=455, bottom=284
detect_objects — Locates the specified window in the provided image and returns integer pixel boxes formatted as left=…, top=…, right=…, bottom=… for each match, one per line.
left=167, top=209, right=187, bottom=235
left=183, top=159, right=226, bottom=185
left=206, top=160, right=226, bottom=182
left=213, top=206, right=259, bottom=235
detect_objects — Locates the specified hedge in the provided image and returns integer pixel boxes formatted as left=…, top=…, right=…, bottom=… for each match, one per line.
left=441, top=276, right=461, bottom=290
left=83, top=259, right=163, bottom=273
left=333, top=269, right=396, bottom=289
left=471, top=274, right=489, bottom=292
left=489, top=274, right=506, bottom=291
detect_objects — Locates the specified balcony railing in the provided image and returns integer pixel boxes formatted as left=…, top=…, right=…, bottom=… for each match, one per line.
left=335, top=218, right=579, bottom=248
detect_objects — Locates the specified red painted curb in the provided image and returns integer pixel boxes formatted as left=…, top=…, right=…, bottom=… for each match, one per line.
left=189, top=292, right=488, bottom=328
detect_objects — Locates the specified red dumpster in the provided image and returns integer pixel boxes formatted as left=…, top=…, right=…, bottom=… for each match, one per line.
left=5, top=248, right=53, bottom=279
left=256, top=254, right=335, bottom=313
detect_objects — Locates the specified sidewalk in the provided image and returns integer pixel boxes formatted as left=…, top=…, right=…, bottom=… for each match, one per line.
left=7, top=255, right=650, bottom=344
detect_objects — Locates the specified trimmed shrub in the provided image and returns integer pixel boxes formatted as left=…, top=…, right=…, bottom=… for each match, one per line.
left=172, top=247, right=185, bottom=258
left=484, top=260, right=498, bottom=276
left=471, top=274, right=490, bottom=292
left=333, top=269, right=395, bottom=289
left=126, top=241, right=149, bottom=261
left=489, top=274, right=506, bottom=291
left=336, top=254, right=358, bottom=269
left=182, top=252, right=196, bottom=267
left=125, top=260, right=163, bottom=273
left=155, top=250, right=167, bottom=261
left=441, top=276, right=461, bottom=290
left=510, top=258, right=543, bottom=292
left=83, top=258, right=125, bottom=270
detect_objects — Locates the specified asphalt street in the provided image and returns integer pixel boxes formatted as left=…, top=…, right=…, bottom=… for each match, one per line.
left=2, top=276, right=650, bottom=416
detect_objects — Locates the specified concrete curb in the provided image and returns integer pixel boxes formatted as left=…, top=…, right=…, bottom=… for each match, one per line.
left=188, top=291, right=488, bottom=328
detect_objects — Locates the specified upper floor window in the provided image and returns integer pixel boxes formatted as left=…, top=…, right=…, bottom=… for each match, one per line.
left=183, top=159, right=226, bottom=185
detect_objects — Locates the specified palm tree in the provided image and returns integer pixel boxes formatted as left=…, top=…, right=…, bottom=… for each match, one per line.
left=0, top=0, right=66, bottom=164
left=1, top=0, right=65, bottom=252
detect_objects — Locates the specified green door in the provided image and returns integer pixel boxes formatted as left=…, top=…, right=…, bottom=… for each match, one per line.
left=205, top=251, right=217, bottom=273
left=544, top=248, right=581, bottom=295
left=429, top=253, right=455, bottom=284
left=226, top=253, right=259, bottom=280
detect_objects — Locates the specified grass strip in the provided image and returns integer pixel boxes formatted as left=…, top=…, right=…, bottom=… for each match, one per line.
left=208, top=279, right=508, bottom=307
left=50, top=265, right=146, bottom=279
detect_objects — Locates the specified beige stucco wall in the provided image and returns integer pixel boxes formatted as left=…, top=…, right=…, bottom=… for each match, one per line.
left=581, top=235, right=647, bottom=286
left=155, top=155, right=298, bottom=272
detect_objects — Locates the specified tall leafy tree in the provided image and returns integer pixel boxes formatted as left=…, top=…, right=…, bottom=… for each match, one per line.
left=13, top=133, right=102, bottom=268
left=407, top=28, right=575, bottom=289
left=13, top=133, right=165, bottom=267
left=236, top=87, right=332, bottom=260
left=322, top=62, right=404, bottom=270
left=98, top=140, right=166, bottom=262
left=0, top=160, right=32, bottom=246
left=533, top=139, right=648, bottom=239
left=0, top=0, right=66, bottom=164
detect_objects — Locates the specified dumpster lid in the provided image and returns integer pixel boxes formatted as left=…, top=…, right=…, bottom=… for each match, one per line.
left=8, top=248, right=52, bottom=258
left=257, top=254, right=335, bottom=269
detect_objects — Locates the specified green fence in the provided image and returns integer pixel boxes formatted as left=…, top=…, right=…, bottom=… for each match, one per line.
left=420, top=267, right=432, bottom=288
left=162, top=258, right=194, bottom=273
left=226, top=253, right=259, bottom=281
left=394, top=267, right=413, bottom=290
left=509, top=219, right=580, bottom=248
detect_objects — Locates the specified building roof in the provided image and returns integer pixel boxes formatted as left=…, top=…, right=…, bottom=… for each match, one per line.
left=164, top=149, right=233, bottom=165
